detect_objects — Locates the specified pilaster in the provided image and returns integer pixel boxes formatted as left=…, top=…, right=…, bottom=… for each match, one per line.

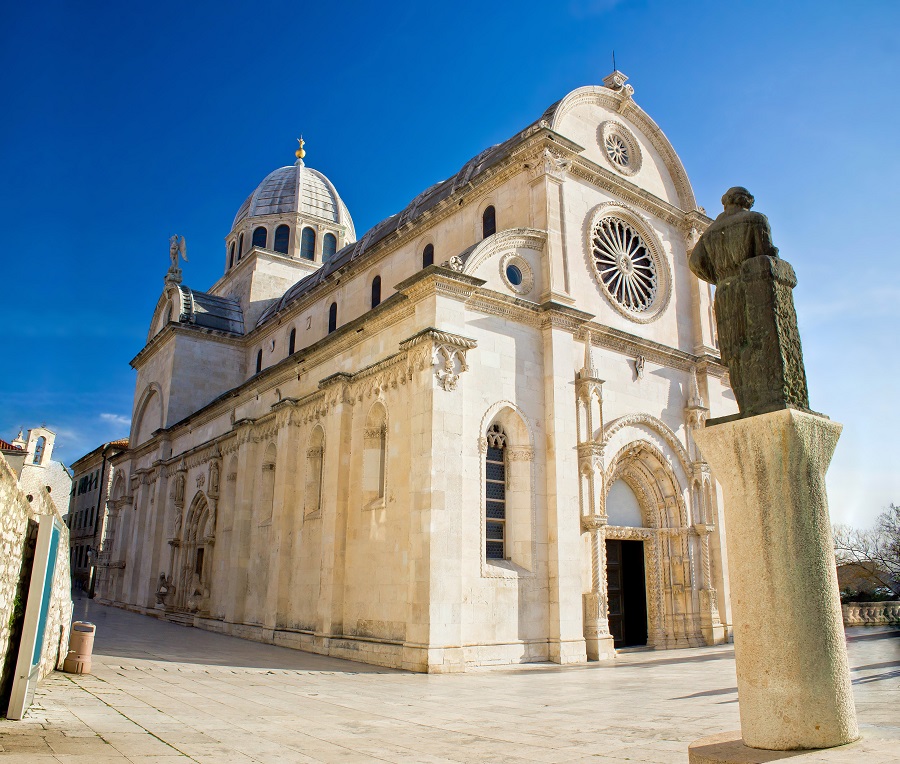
left=540, top=304, right=591, bottom=664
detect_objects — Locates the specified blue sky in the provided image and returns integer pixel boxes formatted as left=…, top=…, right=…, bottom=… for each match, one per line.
left=1, top=1, right=897, bottom=527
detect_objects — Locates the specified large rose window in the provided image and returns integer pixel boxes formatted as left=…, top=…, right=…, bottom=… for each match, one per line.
left=590, top=217, right=658, bottom=313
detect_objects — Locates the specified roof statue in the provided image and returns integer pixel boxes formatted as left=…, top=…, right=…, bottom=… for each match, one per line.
left=295, top=136, right=306, bottom=165
left=689, top=187, right=810, bottom=420
left=166, top=235, right=187, bottom=284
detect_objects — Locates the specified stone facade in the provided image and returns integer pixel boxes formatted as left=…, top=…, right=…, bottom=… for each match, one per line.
left=98, top=72, right=735, bottom=672
left=0, top=450, right=73, bottom=696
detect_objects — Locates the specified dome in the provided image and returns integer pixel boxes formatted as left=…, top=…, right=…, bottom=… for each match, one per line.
left=231, top=161, right=355, bottom=240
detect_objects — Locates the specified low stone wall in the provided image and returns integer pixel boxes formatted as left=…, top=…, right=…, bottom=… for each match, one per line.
left=842, top=601, right=900, bottom=627
left=0, top=456, right=72, bottom=699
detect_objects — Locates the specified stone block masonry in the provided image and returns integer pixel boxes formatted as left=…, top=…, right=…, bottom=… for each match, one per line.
left=0, top=454, right=72, bottom=705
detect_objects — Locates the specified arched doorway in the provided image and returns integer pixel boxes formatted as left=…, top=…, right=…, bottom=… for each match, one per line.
left=177, top=491, right=213, bottom=614
left=605, top=479, right=647, bottom=648
left=601, top=441, right=702, bottom=649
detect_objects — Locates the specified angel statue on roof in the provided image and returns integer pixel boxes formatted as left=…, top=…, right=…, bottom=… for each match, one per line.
left=168, top=235, right=188, bottom=271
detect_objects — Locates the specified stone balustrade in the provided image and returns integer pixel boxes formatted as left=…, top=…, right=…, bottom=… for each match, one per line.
left=842, top=601, right=900, bottom=627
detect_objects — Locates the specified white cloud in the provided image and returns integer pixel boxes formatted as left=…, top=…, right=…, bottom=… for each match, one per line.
left=100, top=413, right=131, bottom=427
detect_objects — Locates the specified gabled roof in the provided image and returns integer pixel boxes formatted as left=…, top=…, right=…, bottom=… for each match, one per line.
left=0, top=438, right=23, bottom=452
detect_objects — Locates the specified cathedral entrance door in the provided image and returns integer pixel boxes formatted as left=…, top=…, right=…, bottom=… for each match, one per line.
left=606, top=539, right=648, bottom=648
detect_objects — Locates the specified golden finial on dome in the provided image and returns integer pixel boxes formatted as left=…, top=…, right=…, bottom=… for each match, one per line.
left=295, top=136, right=306, bottom=163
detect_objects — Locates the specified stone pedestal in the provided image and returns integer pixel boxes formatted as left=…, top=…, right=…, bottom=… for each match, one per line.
left=693, top=409, right=858, bottom=750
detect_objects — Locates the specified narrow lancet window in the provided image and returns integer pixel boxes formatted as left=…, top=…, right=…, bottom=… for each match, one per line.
left=323, top=233, right=337, bottom=262
left=328, top=302, right=337, bottom=333
left=371, top=275, right=381, bottom=308
left=485, top=423, right=507, bottom=559
left=300, top=227, right=316, bottom=260
left=422, top=243, right=434, bottom=268
left=482, top=205, right=496, bottom=239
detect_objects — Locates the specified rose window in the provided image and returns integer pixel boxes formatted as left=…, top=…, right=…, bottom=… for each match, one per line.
left=591, top=217, right=658, bottom=313
left=605, top=134, right=630, bottom=168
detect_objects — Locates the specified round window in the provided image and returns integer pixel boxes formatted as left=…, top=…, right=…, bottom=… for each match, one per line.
left=590, top=217, right=658, bottom=313
left=598, top=121, right=642, bottom=176
left=605, top=134, right=630, bottom=168
left=506, top=264, right=523, bottom=286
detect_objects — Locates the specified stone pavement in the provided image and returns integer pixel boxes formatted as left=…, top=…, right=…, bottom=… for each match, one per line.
left=1, top=597, right=897, bottom=763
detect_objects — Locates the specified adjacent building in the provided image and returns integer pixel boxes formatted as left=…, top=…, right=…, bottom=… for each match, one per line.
left=98, top=71, right=737, bottom=672
left=66, top=439, right=129, bottom=593
left=3, top=427, right=72, bottom=516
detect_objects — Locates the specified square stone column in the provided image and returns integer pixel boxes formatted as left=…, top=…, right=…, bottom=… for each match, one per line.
left=694, top=409, right=857, bottom=750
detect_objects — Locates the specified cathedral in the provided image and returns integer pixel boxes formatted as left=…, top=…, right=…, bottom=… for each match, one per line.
left=96, top=71, right=737, bottom=672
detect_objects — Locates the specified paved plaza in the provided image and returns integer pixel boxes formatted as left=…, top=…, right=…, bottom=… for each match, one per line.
left=1, top=597, right=897, bottom=763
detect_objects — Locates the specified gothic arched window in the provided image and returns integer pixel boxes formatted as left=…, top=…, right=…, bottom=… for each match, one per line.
left=323, top=233, right=337, bottom=262
left=229, top=242, right=235, bottom=269
left=288, top=327, right=296, bottom=355
left=328, top=302, right=337, bottom=333
left=371, top=275, right=381, bottom=309
left=32, top=436, right=46, bottom=465
left=274, top=224, right=290, bottom=254
left=422, top=243, right=434, bottom=268
left=252, top=226, right=267, bottom=249
left=300, top=227, right=316, bottom=260
left=255, top=349, right=262, bottom=374
left=238, top=233, right=244, bottom=261
left=485, top=423, right=507, bottom=559
left=482, top=205, right=497, bottom=239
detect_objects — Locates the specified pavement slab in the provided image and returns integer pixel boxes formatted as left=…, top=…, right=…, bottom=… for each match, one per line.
left=1, top=596, right=897, bottom=763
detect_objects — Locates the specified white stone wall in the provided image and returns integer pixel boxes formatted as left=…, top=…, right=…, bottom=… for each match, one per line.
left=105, top=82, right=738, bottom=671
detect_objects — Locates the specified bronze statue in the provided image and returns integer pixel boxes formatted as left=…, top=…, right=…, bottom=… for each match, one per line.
left=689, top=187, right=809, bottom=420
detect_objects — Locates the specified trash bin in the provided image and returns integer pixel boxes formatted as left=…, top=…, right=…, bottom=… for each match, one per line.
left=63, top=621, right=95, bottom=674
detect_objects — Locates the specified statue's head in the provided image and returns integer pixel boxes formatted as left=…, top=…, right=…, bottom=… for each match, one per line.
left=722, top=186, right=754, bottom=210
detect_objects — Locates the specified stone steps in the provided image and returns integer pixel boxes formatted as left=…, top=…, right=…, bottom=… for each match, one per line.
left=165, top=612, right=195, bottom=627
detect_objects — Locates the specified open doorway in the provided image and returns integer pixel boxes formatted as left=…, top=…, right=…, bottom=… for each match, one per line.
left=606, top=539, right=648, bottom=648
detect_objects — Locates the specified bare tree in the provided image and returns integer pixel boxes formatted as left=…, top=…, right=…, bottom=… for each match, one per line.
left=833, top=503, right=900, bottom=594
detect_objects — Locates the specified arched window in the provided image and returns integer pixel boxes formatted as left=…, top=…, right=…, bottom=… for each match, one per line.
left=485, top=424, right=506, bottom=559
left=371, top=275, right=381, bottom=308
left=260, top=443, right=276, bottom=523
left=255, top=349, right=262, bottom=374
left=305, top=427, right=325, bottom=516
left=288, top=327, right=296, bottom=355
left=32, top=436, right=46, bottom=465
left=482, top=205, right=497, bottom=239
left=363, top=403, right=387, bottom=507
left=328, top=302, right=337, bottom=333
left=252, top=226, right=267, bottom=249
left=300, top=227, right=316, bottom=260
left=274, top=224, right=290, bottom=254
left=238, top=233, right=244, bottom=261
left=229, top=242, right=235, bottom=269
left=422, top=243, right=434, bottom=268
left=323, top=233, right=337, bottom=262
